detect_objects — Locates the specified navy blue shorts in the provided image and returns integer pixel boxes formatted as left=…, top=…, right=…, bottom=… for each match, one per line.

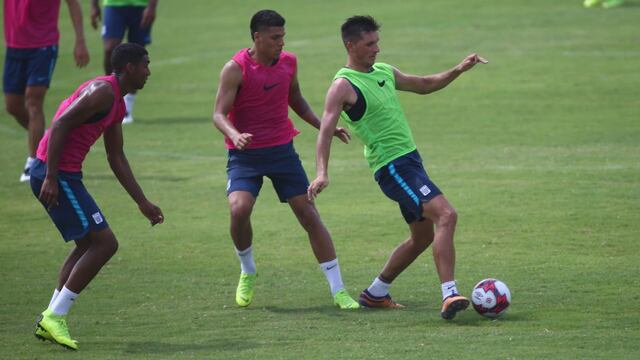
left=30, top=159, right=109, bottom=242
left=226, top=141, right=309, bottom=203
left=102, top=6, right=152, bottom=45
left=375, top=150, right=443, bottom=224
left=3, top=45, right=58, bottom=94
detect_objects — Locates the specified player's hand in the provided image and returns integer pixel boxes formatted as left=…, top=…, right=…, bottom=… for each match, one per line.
left=456, top=53, right=488, bottom=73
left=334, top=127, right=351, bottom=144
left=90, top=4, right=101, bottom=30
left=232, top=133, right=253, bottom=150
left=139, top=200, right=164, bottom=226
left=74, top=42, right=90, bottom=68
left=39, top=176, right=59, bottom=211
left=140, top=7, right=156, bottom=28
left=307, top=175, right=329, bottom=201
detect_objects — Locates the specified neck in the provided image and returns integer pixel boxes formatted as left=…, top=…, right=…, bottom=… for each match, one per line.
left=249, top=46, right=276, bottom=66
left=114, top=73, right=132, bottom=96
left=346, top=58, right=372, bottom=73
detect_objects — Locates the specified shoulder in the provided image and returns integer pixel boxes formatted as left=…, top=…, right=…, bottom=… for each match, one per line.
left=328, top=77, right=354, bottom=99
left=374, top=62, right=396, bottom=75
left=280, top=51, right=297, bottom=67
left=82, top=80, right=115, bottom=99
left=281, top=50, right=296, bottom=61
left=79, top=80, right=116, bottom=110
left=223, top=59, right=242, bottom=73
left=231, top=48, right=249, bottom=63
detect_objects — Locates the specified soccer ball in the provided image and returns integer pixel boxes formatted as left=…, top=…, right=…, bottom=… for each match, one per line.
left=471, top=278, right=511, bottom=318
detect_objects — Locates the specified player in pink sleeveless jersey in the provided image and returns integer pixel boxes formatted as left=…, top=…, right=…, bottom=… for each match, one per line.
left=30, top=43, right=164, bottom=350
left=213, top=10, right=360, bottom=310
left=3, top=0, right=90, bottom=182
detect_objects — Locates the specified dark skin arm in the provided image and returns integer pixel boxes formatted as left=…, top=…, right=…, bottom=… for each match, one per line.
left=104, top=122, right=164, bottom=226
left=212, top=60, right=253, bottom=150
left=40, top=81, right=114, bottom=209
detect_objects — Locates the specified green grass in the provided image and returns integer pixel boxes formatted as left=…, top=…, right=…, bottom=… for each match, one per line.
left=1, top=0, right=639, bottom=358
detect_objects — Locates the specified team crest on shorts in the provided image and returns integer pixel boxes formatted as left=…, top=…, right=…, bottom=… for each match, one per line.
left=92, top=212, right=104, bottom=224
left=419, top=185, right=431, bottom=196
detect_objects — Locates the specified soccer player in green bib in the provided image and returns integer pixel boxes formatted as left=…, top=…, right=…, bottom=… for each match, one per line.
left=308, top=15, right=487, bottom=320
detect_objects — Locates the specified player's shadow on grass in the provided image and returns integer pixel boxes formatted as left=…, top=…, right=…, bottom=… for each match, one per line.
left=123, top=339, right=256, bottom=354
left=262, top=305, right=358, bottom=317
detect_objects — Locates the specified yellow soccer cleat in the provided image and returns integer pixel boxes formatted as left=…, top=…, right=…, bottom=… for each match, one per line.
left=37, top=309, right=78, bottom=350
left=333, top=289, right=360, bottom=310
left=236, top=272, right=257, bottom=307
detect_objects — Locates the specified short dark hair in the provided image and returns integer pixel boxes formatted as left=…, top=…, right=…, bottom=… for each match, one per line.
left=111, top=43, right=148, bottom=74
left=250, top=9, right=285, bottom=40
left=341, top=15, right=380, bottom=44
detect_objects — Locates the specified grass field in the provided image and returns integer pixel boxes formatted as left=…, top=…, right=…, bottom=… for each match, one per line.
left=1, top=0, right=639, bottom=359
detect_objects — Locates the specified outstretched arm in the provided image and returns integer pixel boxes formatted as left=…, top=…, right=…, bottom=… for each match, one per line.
left=212, top=60, right=254, bottom=150
left=65, top=0, right=90, bottom=67
left=104, top=123, right=164, bottom=226
left=394, top=53, right=487, bottom=94
left=307, top=78, right=354, bottom=200
left=289, top=69, right=351, bottom=144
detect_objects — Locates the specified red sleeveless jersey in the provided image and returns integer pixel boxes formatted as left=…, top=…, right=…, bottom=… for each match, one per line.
left=37, top=75, right=126, bottom=172
left=225, top=49, right=300, bottom=149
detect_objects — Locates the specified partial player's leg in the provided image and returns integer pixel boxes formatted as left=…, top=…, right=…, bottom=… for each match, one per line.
left=287, top=195, right=359, bottom=309
left=24, top=86, right=46, bottom=158
left=62, top=229, right=119, bottom=293
left=37, top=229, right=118, bottom=350
left=359, top=218, right=434, bottom=309
left=228, top=190, right=258, bottom=307
left=34, top=241, right=90, bottom=343
left=4, top=93, right=35, bottom=182
left=4, top=93, right=29, bottom=129
left=421, top=195, right=469, bottom=319
left=288, top=194, right=335, bottom=262
left=3, top=48, right=35, bottom=181
left=273, top=142, right=358, bottom=309
left=120, top=6, right=153, bottom=124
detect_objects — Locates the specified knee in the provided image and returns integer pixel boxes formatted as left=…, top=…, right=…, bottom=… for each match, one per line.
left=296, top=206, right=321, bottom=231
left=229, top=201, right=252, bottom=223
left=104, top=236, right=119, bottom=256
left=24, top=96, right=44, bottom=116
left=5, top=99, right=24, bottom=118
left=409, top=234, right=431, bottom=253
left=438, top=207, right=458, bottom=228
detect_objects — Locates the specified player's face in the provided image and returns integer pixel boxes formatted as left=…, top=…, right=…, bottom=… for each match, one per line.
left=255, top=26, right=285, bottom=59
left=130, top=55, right=151, bottom=90
left=350, top=31, right=380, bottom=68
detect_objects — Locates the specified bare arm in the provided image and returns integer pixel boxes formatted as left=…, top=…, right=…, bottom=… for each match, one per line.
left=394, top=53, right=487, bottom=94
left=89, top=0, right=101, bottom=30
left=39, top=82, right=113, bottom=208
left=289, top=68, right=351, bottom=144
left=104, top=123, right=164, bottom=226
left=65, top=0, right=89, bottom=67
left=307, top=78, right=355, bottom=200
left=212, top=60, right=253, bottom=150
left=140, top=0, right=158, bottom=28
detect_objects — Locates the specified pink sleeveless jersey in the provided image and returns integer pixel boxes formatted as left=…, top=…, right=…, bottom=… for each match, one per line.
left=4, top=0, right=61, bottom=48
left=225, top=49, right=300, bottom=150
left=37, top=75, right=126, bottom=172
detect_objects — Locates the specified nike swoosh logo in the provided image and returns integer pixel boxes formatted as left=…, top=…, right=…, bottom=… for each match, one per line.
left=377, top=80, right=385, bottom=87
left=263, top=83, right=279, bottom=91
left=326, top=264, right=337, bottom=270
